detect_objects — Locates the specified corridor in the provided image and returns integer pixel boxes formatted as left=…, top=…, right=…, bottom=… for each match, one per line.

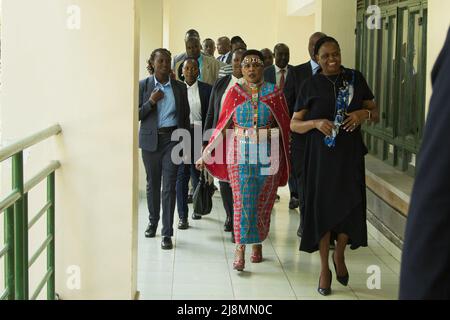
left=137, top=186, right=401, bottom=300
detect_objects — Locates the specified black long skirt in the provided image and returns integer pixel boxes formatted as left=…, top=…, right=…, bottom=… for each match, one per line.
left=299, top=129, right=368, bottom=253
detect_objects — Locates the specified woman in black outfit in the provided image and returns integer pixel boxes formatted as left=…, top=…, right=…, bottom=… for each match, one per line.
left=291, top=37, right=379, bottom=296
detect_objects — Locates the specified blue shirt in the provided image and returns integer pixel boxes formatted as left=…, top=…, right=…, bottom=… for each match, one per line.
left=310, top=60, right=320, bottom=75
left=197, top=55, right=203, bottom=81
left=154, top=77, right=177, bottom=128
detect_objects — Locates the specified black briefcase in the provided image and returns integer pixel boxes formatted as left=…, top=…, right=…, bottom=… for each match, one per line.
left=192, top=170, right=215, bottom=216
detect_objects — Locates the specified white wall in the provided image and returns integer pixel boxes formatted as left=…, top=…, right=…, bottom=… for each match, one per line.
left=153, top=0, right=314, bottom=66
left=139, top=0, right=163, bottom=79
left=1, top=0, right=139, bottom=299
left=425, top=0, right=450, bottom=115
left=315, top=0, right=357, bottom=68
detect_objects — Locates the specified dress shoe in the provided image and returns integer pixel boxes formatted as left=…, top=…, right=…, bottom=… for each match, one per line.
left=145, top=224, right=157, bottom=238
left=161, top=237, right=173, bottom=250
left=187, top=194, right=193, bottom=204
left=318, top=270, right=332, bottom=296
left=224, top=216, right=233, bottom=232
left=289, top=197, right=300, bottom=210
left=178, top=218, right=189, bottom=230
left=333, top=252, right=349, bottom=286
left=192, top=213, right=202, bottom=220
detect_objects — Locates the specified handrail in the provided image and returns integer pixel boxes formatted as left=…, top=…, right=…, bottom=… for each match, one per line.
left=0, top=190, right=21, bottom=213
left=0, top=124, right=61, bottom=300
left=28, top=201, right=52, bottom=230
left=0, top=124, right=62, bottom=162
left=24, top=161, right=61, bottom=194
left=28, top=235, right=53, bottom=268
left=0, top=243, right=9, bottom=258
left=30, top=268, right=54, bottom=300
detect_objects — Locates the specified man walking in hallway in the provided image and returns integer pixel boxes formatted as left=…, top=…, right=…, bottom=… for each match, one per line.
left=400, top=29, right=450, bottom=300
left=264, top=43, right=293, bottom=205
left=284, top=32, right=326, bottom=235
left=139, top=48, right=190, bottom=250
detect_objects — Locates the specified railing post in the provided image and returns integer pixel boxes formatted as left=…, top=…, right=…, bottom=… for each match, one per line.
left=12, top=152, right=27, bottom=300
left=4, top=206, right=15, bottom=300
left=23, top=193, right=29, bottom=299
left=47, top=172, right=55, bottom=300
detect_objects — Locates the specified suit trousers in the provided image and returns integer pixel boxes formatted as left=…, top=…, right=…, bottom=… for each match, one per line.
left=176, top=126, right=201, bottom=218
left=142, top=133, right=179, bottom=237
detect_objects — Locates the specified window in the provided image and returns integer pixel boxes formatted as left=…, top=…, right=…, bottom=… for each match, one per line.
left=356, top=0, right=427, bottom=176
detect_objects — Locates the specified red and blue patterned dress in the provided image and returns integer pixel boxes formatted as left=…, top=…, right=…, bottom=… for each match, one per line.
left=205, top=82, right=291, bottom=244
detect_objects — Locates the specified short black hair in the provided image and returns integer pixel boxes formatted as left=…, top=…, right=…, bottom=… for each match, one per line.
left=178, top=57, right=199, bottom=81
left=231, top=36, right=245, bottom=44
left=241, top=50, right=264, bottom=62
left=183, top=57, right=199, bottom=68
left=274, top=43, right=289, bottom=54
left=186, top=29, right=199, bottom=37
left=314, top=36, right=340, bottom=56
left=148, top=48, right=172, bottom=74
left=149, top=48, right=172, bottom=63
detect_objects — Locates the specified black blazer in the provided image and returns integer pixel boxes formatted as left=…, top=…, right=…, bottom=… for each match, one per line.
left=263, top=65, right=293, bottom=86
left=284, top=61, right=313, bottom=116
left=217, top=52, right=232, bottom=64
left=399, top=28, right=450, bottom=300
left=138, top=76, right=191, bottom=152
left=204, top=75, right=233, bottom=134
left=196, top=81, right=213, bottom=131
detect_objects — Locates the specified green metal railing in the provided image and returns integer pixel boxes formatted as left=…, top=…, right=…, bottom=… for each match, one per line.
left=0, top=124, right=61, bottom=300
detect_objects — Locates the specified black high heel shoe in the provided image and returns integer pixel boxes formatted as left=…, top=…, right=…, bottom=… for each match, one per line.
left=333, top=252, right=349, bottom=286
left=318, top=270, right=332, bottom=296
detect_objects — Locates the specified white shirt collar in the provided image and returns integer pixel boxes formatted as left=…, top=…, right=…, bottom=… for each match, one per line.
left=185, top=80, right=199, bottom=89
left=275, top=65, right=288, bottom=74
left=154, top=76, right=171, bottom=87
left=310, top=60, right=320, bottom=73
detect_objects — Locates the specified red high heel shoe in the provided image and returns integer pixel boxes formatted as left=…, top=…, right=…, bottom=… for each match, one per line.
left=251, top=244, right=263, bottom=263
left=233, top=245, right=246, bottom=271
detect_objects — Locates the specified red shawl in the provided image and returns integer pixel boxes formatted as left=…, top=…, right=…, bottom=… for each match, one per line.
left=204, top=83, right=291, bottom=186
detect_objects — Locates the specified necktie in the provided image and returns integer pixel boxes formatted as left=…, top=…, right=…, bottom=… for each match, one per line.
left=279, top=69, right=286, bottom=90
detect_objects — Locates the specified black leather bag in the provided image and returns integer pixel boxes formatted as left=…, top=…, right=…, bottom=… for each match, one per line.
left=193, top=170, right=215, bottom=216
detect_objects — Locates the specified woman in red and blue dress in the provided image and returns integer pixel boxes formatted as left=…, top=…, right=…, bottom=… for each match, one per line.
left=197, top=50, right=291, bottom=271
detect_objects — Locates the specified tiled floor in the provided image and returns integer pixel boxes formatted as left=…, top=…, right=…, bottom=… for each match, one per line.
left=138, top=186, right=401, bottom=300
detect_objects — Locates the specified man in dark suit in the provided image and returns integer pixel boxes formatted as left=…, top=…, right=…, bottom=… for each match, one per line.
left=176, top=57, right=213, bottom=229
left=399, top=29, right=450, bottom=300
left=264, top=43, right=293, bottom=206
left=203, top=48, right=246, bottom=242
left=217, top=36, right=232, bottom=64
left=261, top=48, right=274, bottom=68
left=284, top=32, right=326, bottom=235
left=264, top=43, right=292, bottom=89
left=139, top=48, right=190, bottom=250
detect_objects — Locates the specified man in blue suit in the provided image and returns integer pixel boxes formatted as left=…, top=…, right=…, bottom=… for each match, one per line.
left=139, top=48, right=190, bottom=250
left=263, top=43, right=294, bottom=207
left=176, top=57, right=213, bottom=229
left=400, top=29, right=450, bottom=300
